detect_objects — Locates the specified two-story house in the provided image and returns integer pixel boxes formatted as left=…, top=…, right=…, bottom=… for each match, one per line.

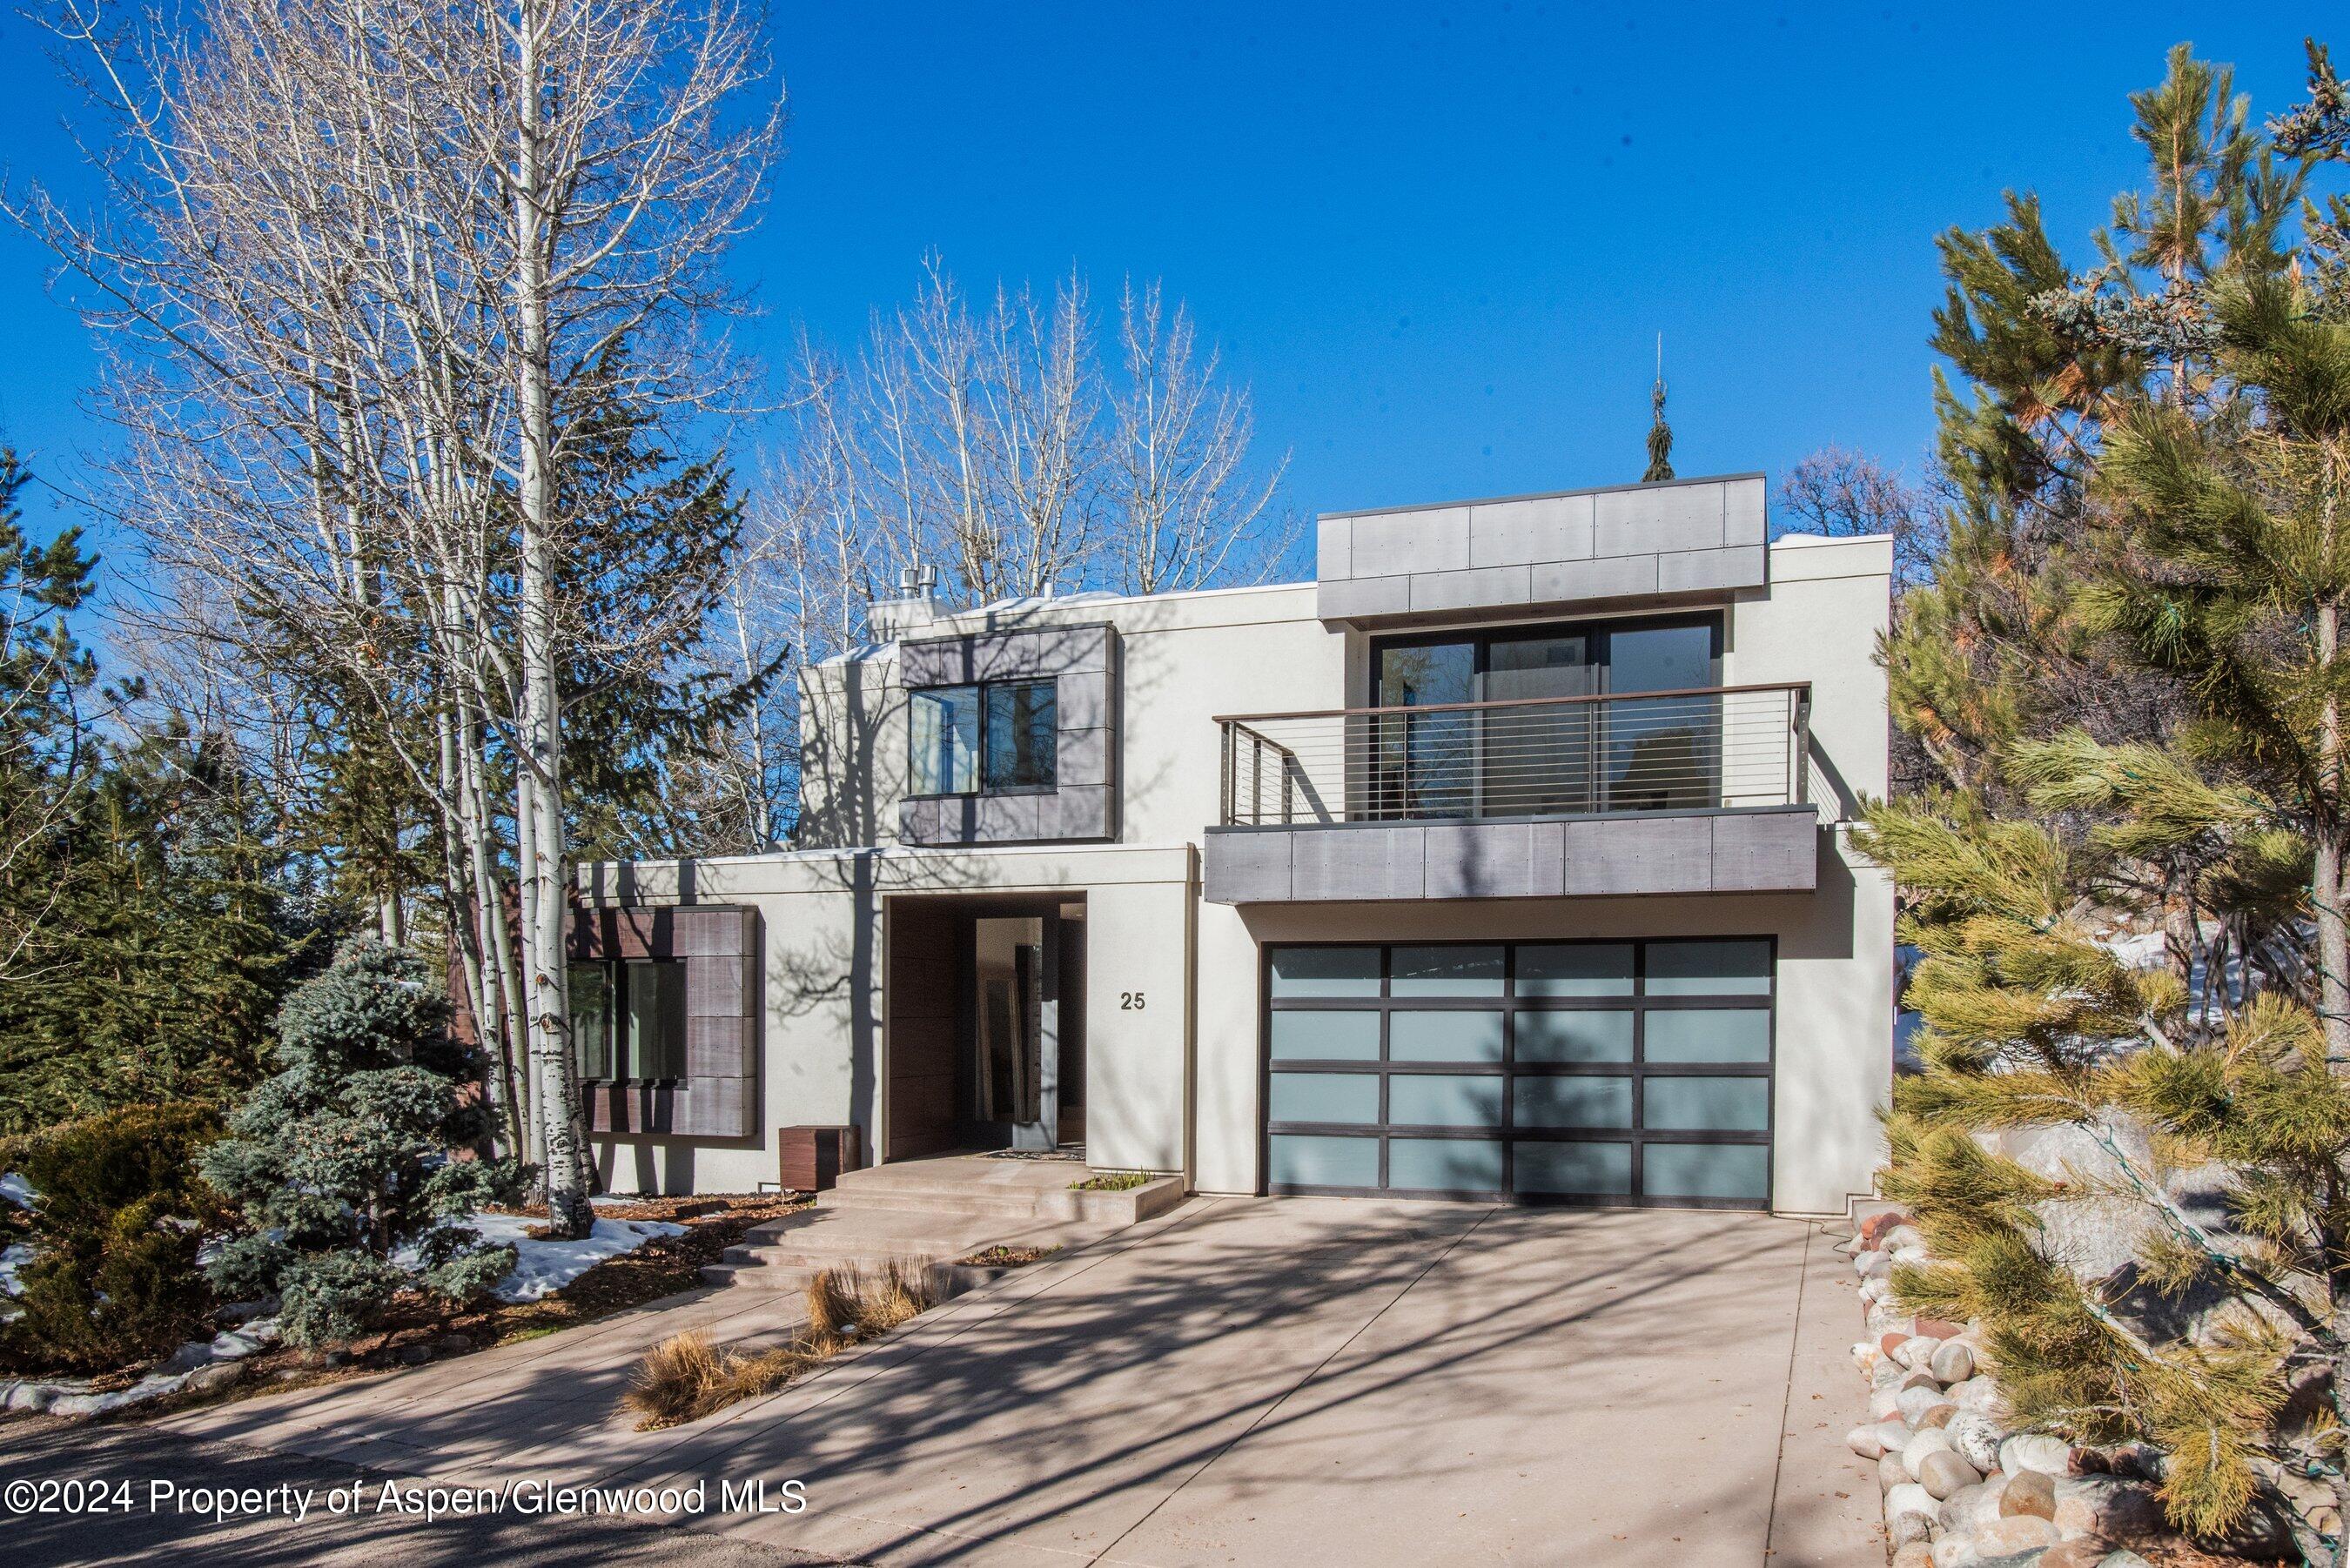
left=574, top=472, right=1896, bottom=1215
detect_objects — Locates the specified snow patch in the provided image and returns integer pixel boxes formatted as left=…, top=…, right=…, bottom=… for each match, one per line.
left=0, top=1243, right=30, bottom=1297
left=457, top=1211, right=687, bottom=1303
left=0, top=1173, right=33, bottom=1209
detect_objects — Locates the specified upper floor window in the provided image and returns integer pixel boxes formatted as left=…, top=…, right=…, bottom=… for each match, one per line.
left=910, top=679, right=1057, bottom=796
left=570, top=959, right=686, bottom=1082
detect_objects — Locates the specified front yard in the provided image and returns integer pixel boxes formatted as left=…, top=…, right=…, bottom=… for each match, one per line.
left=0, top=1194, right=808, bottom=1421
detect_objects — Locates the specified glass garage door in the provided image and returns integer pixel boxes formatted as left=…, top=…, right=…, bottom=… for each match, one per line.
left=1262, top=939, right=1773, bottom=1209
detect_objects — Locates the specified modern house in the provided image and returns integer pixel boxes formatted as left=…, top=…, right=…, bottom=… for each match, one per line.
left=574, top=472, right=1896, bottom=1214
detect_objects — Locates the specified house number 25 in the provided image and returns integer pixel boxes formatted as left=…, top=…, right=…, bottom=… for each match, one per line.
left=1120, top=991, right=1145, bottom=1010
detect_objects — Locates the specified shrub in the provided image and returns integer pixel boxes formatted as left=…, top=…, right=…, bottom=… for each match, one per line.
left=0, top=1103, right=226, bottom=1371
left=1070, top=1170, right=1150, bottom=1192
left=200, top=937, right=527, bottom=1349
left=625, top=1266, right=937, bottom=1430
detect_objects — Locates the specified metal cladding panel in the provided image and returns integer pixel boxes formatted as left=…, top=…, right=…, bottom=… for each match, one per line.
left=1204, top=809, right=1816, bottom=903
left=1202, top=829, right=1294, bottom=904
left=1657, top=546, right=1767, bottom=595
left=1317, top=574, right=1412, bottom=620
left=1528, top=553, right=1661, bottom=604
left=1291, top=825, right=1425, bottom=901
left=1467, top=493, right=1595, bottom=568
left=1561, top=814, right=1715, bottom=895
left=1317, top=474, right=1770, bottom=625
left=1422, top=821, right=1537, bottom=900
left=1711, top=807, right=1820, bottom=892
left=896, top=621, right=1121, bottom=847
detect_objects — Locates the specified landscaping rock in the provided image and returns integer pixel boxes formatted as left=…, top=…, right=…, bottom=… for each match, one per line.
left=1880, top=1452, right=1910, bottom=1492
left=1946, top=1411, right=2005, bottom=1471
left=1914, top=1315, right=1965, bottom=1339
left=1930, top=1339, right=1977, bottom=1384
left=1897, top=1334, right=1943, bottom=1370
left=1971, top=1512, right=2061, bottom=1557
left=1849, top=1424, right=1891, bottom=1459
left=1937, top=1474, right=2008, bottom=1534
left=1876, top=1357, right=1910, bottom=1390
left=2051, top=1476, right=2164, bottom=1540
left=1886, top=1482, right=1940, bottom=1546
left=1999, top=1433, right=2073, bottom=1479
left=1871, top=1386, right=1904, bottom=1422
left=1856, top=1249, right=1889, bottom=1278
left=1902, top=1426, right=1956, bottom=1476
left=1917, top=1403, right=1958, bottom=1430
left=1860, top=1210, right=1910, bottom=1249
left=1948, top=1375, right=2002, bottom=1414
left=1899, top=1383, right=1952, bottom=1424
left=185, top=1363, right=244, bottom=1395
left=395, top=1344, right=432, bottom=1366
left=2000, top=1468, right=2057, bottom=1520
left=1891, top=1543, right=1935, bottom=1568
left=434, top=1333, right=473, bottom=1355
left=2037, top=1539, right=2118, bottom=1568
left=1918, top=1448, right=1984, bottom=1500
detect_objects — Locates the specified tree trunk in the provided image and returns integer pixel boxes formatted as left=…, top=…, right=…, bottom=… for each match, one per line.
left=512, top=0, right=589, bottom=1237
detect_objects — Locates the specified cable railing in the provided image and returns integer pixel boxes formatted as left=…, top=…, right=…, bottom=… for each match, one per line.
left=1216, top=682, right=1812, bottom=828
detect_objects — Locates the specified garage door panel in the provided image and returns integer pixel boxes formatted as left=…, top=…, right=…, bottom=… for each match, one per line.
left=1263, top=938, right=1775, bottom=1209
left=1389, top=1136, right=1503, bottom=1191
left=1515, top=1009, right=1633, bottom=1062
left=1512, top=1140, right=1633, bottom=1197
left=1643, top=1007, right=1771, bottom=1062
left=1642, top=1142, right=1770, bottom=1203
left=1390, top=1009, right=1504, bottom=1061
left=1270, top=1010, right=1380, bottom=1060
left=1513, top=1075, right=1634, bottom=1129
left=1268, top=1071, right=1381, bottom=1124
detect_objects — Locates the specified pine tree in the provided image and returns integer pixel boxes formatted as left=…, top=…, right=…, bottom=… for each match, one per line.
left=200, top=937, right=526, bottom=1348
left=1642, top=341, right=1675, bottom=482
left=1857, top=42, right=2350, bottom=1557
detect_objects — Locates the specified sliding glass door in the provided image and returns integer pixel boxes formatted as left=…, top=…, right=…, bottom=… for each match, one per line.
left=1369, top=616, right=1719, bottom=820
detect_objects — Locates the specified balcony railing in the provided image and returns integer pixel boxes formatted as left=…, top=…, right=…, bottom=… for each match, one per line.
left=1216, top=682, right=1812, bottom=828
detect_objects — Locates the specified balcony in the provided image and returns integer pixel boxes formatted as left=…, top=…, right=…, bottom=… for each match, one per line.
left=1202, top=683, right=1820, bottom=903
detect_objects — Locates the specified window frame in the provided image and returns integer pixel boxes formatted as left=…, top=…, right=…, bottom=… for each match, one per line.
left=569, top=957, right=689, bottom=1086
left=1368, top=612, right=1723, bottom=706
left=906, top=677, right=1060, bottom=800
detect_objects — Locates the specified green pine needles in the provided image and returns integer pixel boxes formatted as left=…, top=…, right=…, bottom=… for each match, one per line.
left=1856, top=37, right=2350, bottom=1559
left=200, top=938, right=529, bottom=1348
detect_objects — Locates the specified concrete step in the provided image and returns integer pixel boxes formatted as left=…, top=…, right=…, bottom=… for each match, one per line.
left=823, top=1163, right=1188, bottom=1226
left=813, top=1185, right=1095, bottom=1223
left=700, top=1258, right=817, bottom=1292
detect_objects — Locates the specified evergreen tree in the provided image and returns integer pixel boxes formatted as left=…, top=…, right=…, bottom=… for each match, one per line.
left=1642, top=344, right=1675, bottom=482
left=1858, top=41, right=2350, bottom=1555
left=0, top=451, right=312, bottom=1133
left=201, top=937, right=525, bottom=1348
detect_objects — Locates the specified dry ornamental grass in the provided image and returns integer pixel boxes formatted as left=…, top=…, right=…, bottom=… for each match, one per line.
left=625, top=1263, right=935, bottom=1430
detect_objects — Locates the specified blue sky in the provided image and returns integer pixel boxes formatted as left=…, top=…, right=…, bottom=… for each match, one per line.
left=0, top=3, right=2326, bottom=563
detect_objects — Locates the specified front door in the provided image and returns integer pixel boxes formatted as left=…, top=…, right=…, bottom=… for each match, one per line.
left=970, top=913, right=1059, bottom=1150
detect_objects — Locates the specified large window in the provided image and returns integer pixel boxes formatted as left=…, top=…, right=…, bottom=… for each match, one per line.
left=1262, top=938, right=1773, bottom=1209
left=570, top=959, right=687, bottom=1082
left=1370, top=614, right=1722, bottom=819
left=910, top=679, right=1057, bottom=796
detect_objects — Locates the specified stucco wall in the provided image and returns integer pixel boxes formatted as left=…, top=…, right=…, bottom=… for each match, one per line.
left=577, top=843, right=1197, bottom=1193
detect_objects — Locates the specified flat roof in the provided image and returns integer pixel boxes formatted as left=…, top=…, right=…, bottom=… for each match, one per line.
left=1317, top=470, right=1769, bottom=523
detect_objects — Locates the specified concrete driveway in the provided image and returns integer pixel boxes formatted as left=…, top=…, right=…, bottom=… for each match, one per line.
left=63, top=1196, right=1878, bottom=1565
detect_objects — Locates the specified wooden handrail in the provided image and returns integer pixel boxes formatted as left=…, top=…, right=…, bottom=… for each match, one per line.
left=1212, top=680, right=1810, bottom=727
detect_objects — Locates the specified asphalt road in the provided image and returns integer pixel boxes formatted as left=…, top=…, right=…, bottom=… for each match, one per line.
left=0, top=1416, right=835, bottom=1567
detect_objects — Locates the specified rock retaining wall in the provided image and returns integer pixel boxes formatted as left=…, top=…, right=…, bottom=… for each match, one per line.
left=1845, top=1208, right=2166, bottom=1568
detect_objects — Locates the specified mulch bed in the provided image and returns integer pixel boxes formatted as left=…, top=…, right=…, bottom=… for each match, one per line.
left=67, top=1192, right=810, bottom=1417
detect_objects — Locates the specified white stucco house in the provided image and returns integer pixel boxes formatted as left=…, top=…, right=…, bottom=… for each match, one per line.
left=572, top=471, right=1896, bottom=1215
